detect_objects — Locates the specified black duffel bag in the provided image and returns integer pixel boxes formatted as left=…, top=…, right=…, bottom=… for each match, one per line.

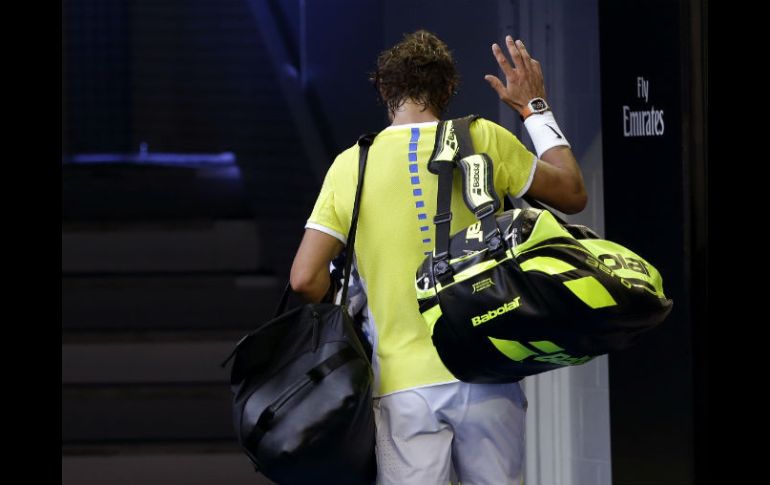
left=415, top=117, right=672, bottom=383
left=222, top=133, right=378, bottom=485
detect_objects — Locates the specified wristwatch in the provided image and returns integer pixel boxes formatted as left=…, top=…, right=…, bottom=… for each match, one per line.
left=520, top=97, right=549, bottom=121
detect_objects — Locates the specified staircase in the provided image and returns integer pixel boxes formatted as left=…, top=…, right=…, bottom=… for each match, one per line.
left=61, top=215, right=296, bottom=484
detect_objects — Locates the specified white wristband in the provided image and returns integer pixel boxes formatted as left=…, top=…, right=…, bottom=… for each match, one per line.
left=523, top=111, right=571, bottom=159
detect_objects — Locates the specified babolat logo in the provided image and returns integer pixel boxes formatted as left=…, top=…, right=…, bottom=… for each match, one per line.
left=596, top=253, right=649, bottom=276
left=472, top=161, right=481, bottom=195
left=585, top=254, right=657, bottom=295
left=466, top=222, right=483, bottom=242
left=471, top=297, right=521, bottom=326
left=534, top=353, right=592, bottom=366
left=436, top=124, right=458, bottom=160
left=471, top=277, right=495, bottom=294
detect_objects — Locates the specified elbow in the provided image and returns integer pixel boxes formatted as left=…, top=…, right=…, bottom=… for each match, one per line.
left=562, top=189, right=588, bottom=215
left=290, top=265, right=329, bottom=302
left=290, top=266, right=315, bottom=296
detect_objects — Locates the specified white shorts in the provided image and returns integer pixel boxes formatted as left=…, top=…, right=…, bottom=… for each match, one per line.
left=373, top=380, right=527, bottom=485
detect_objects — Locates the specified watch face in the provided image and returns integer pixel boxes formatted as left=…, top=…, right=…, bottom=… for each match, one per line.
left=530, top=98, right=547, bottom=112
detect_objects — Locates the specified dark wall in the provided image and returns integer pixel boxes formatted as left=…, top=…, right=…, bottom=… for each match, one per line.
left=303, top=0, right=385, bottom=152
left=599, top=0, right=706, bottom=483
left=62, top=0, right=505, bottom=197
left=64, top=0, right=301, bottom=156
left=382, top=0, right=501, bottom=123
left=62, top=0, right=320, bottom=222
left=300, top=0, right=503, bottom=155
left=63, top=0, right=133, bottom=153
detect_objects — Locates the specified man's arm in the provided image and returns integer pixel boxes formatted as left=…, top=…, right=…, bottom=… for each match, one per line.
left=290, top=228, right=344, bottom=303
left=485, top=36, right=587, bottom=214
left=529, top=148, right=587, bottom=214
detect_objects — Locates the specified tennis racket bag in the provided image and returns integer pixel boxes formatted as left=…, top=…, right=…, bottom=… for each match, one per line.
left=415, top=116, right=672, bottom=382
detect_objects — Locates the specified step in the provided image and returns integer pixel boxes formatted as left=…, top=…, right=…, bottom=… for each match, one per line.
left=62, top=336, right=238, bottom=385
left=62, top=274, right=286, bottom=331
left=62, top=443, right=276, bottom=485
left=62, top=164, right=253, bottom=220
left=62, top=220, right=260, bottom=273
left=62, top=383, right=234, bottom=443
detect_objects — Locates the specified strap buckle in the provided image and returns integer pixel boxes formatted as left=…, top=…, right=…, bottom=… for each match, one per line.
left=474, top=203, right=496, bottom=220
left=433, top=211, right=453, bottom=225
left=432, top=258, right=454, bottom=285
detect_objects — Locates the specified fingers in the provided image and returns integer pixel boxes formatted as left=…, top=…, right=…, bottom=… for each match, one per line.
left=491, top=43, right=515, bottom=79
left=530, top=58, right=543, bottom=77
left=515, top=38, right=533, bottom=65
left=489, top=36, right=541, bottom=96
left=504, top=36, right=518, bottom=64
left=484, top=74, right=506, bottom=98
left=505, top=36, right=527, bottom=72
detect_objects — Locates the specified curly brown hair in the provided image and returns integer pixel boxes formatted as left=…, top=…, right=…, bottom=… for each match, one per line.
left=371, top=30, right=459, bottom=117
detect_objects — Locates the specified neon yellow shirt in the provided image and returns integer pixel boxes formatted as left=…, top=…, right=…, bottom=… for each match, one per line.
left=306, top=118, right=537, bottom=396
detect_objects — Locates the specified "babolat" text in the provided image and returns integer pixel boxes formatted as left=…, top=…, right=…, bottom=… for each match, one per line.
left=471, top=296, right=521, bottom=326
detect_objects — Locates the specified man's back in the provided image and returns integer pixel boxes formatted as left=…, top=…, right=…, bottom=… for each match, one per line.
left=307, top=117, right=536, bottom=396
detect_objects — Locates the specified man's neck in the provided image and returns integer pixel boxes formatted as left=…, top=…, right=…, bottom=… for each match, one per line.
left=389, top=99, right=440, bottom=126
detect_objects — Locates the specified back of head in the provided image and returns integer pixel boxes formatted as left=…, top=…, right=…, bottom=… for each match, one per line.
left=371, top=30, right=459, bottom=118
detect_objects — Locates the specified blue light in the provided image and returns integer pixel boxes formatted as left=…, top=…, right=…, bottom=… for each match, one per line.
left=63, top=151, right=236, bottom=167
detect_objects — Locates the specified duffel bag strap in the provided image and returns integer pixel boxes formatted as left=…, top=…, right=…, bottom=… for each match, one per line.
left=457, top=153, right=504, bottom=253
left=427, top=115, right=478, bottom=283
left=340, top=132, right=378, bottom=310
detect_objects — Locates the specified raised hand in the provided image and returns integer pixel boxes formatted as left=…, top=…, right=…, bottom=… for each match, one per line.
left=484, top=36, right=546, bottom=115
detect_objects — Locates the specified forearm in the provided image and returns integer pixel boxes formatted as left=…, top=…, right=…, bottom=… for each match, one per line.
left=290, top=228, right=344, bottom=303
left=539, top=147, right=587, bottom=207
left=521, top=112, right=587, bottom=214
